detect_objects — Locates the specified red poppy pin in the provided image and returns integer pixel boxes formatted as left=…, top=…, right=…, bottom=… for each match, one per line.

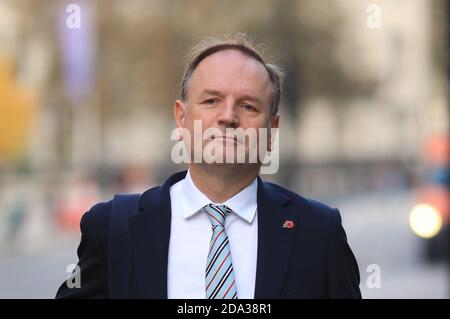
left=282, top=220, right=295, bottom=229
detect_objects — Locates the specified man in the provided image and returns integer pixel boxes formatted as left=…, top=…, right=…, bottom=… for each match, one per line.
left=56, top=33, right=361, bottom=299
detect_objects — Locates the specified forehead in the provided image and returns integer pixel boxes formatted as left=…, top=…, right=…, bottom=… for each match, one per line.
left=189, top=49, right=272, bottom=99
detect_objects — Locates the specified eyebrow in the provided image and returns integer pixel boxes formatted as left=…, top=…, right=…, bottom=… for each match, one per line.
left=199, top=89, right=226, bottom=99
left=199, top=89, right=263, bottom=105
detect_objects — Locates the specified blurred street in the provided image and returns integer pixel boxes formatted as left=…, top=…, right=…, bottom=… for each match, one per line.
left=0, top=0, right=449, bottom=299
left=331, top=189, right=449, bottom=298
left=0, top=188, right=447, bottom=299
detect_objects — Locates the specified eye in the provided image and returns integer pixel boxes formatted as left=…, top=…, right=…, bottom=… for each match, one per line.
left=203, top=98, right=218, bottom=105
left=241, top=104, right=256, bottom=111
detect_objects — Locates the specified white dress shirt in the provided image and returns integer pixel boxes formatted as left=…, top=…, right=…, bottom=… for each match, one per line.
left=167, top=169, right=258, bottom=299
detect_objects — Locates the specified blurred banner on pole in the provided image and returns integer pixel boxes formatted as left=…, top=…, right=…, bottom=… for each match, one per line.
left=58, top=0, right=95, bottom=105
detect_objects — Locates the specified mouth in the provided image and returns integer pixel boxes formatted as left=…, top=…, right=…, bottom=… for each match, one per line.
left=211, top=136, right=239, bottom=143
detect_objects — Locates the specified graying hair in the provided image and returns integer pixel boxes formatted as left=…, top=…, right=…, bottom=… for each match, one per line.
left=180, top=33, right=284, bottom=117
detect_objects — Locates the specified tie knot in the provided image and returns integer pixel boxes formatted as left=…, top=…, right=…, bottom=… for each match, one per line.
left=203, top=204, right=232, bottom=228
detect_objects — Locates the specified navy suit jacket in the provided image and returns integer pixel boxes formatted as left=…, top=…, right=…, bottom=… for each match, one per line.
left=56, top=170, right=361, bottom=299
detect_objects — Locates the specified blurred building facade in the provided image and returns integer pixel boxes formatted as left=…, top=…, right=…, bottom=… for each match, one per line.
left=0, top=0, right=448, bottom=234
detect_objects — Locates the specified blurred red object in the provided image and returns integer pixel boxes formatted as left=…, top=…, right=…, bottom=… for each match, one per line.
left=54, top=175, right=99, bottom=232
left=423, top=134, right=450, bottom=167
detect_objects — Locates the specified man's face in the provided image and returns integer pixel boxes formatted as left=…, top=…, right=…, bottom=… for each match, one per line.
left=174, top=49, right=279, bottom=165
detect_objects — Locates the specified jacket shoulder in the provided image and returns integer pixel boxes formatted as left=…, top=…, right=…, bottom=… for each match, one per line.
left=85, top=200, right=113, bottom=221
left=80, top=200, right=113, bottom=248
left=264, top=181, right=337, bottom=215
left=263, top=181, right=341, bottom=235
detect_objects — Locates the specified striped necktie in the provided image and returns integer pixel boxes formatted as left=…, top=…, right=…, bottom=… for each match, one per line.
left=203, top=203, right=238, bottom=299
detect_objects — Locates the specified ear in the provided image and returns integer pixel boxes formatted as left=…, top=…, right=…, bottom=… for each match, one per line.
left=174, top=99, right=187, bottom=140
left=270, top=113, right=280, bottom=129
left=174, top=99, right=187, bottom=127
left=268, top=114, right=280, bottom=152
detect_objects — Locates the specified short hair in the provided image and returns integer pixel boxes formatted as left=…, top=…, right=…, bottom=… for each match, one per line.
left=180, top=33, right=284, bottom=117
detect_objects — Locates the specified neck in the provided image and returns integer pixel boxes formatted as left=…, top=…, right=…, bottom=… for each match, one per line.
left=188, top=164, right=259, bottom=203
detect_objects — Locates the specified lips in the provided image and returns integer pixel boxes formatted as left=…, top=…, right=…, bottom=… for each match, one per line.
left=213, top=136, right=237, bottom=141
left=209, top=135, right=241, bottom=143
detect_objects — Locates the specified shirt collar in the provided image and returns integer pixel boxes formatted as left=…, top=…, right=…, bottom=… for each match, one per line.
left=181, top=169, right=258, bottom=224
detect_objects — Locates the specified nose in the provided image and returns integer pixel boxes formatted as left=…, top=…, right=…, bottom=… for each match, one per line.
left=217, top=100, right=239, bottom=128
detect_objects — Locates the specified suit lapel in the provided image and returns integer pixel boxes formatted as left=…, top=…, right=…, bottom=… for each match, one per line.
left=254, top=177, right=297, bottom=298
left=129, top=170, right=187, bottom=298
